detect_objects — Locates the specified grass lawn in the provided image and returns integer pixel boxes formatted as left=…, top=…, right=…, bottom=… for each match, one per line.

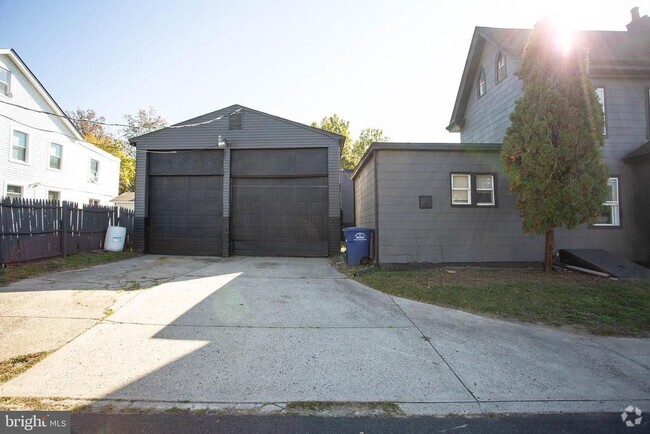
left=0, top=251, right=139, bottom=287
left=354, top=266, right=650, bottom=336
left=0, top=352, right=50, bottom=384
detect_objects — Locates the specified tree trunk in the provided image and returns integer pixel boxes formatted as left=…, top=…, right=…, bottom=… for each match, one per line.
left=544, top=229, right=554, bottom=272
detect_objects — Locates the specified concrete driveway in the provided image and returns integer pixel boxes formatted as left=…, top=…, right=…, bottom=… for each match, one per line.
left=1, top=256, right=648, bottom=415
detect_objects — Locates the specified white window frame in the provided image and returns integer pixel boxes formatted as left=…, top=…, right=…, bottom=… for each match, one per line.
left=594, top=177, right=620, bottom=227
left=496, top=52, right=507, bottom=83
left=5, top=183, right=24, bottom=200
left=0, top=67, right=11, bottom=97
left=451, top=174, right=472, bottom=205
left=47, top=190, right=61, bottom=202
left=49, top=142, right=63, bottom=170
left=478, top=68, right=486, bottom=97
left=88, top=198, right=100, bottom=207
left=475, top=174, right=495, bottom=206
left=89, top=158, right=100, bottom=183
left=10, top=129, right=29, bottom=164
left=595, top=87, right=606, bottom=136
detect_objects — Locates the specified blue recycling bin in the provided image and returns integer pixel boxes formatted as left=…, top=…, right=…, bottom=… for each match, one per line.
left=343, top=227, right=374, bottom=265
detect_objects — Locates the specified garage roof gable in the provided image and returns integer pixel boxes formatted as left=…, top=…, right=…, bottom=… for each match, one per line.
left=130, top=104, right=345, bottom=149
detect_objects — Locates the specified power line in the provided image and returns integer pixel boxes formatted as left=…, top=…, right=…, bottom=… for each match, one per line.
left=0, top=99, right=243, bottom=131
left=0, top=112, right=80, bottom=141
left=0, top=99, right=131, bottom=128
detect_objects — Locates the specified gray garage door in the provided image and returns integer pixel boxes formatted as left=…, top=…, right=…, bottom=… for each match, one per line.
left=230, top=148, right=329, bottom=257
left=147, top=150, right=223, bottom=256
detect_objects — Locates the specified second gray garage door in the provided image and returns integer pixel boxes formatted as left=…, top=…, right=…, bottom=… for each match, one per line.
left=230, top=148, right=329, bottom=257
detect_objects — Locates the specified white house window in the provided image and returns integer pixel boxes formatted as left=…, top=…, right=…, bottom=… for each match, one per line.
left=6, top=185, right=22, bottom=199
left=49, top=143, right=62, bottom=170
left=475, top=174, right=495, bottom=206
left=595, top=87, right=606, bottom=136
left=48, top=191, right=60, bottom=201
left=0, top=67, right=11, bottom=96
left=496, top=52, right=507, bottom=82
left=89, top=198, right=100, bottom=206
left=478, top=68, right=486, bottom=97
left=595, top=177, right=619, bottom=226
left=89, top=159, right=99, bottom=183
left=451, top=174, right=471, bottom=205
left=11, top=130, right=28, bottom=162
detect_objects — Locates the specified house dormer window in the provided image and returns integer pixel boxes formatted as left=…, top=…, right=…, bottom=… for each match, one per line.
left=478, top=68, right=487, bottom=97
left=496, top=52, right=507, bottom=83
left=0, top=67, right=11, bottom=97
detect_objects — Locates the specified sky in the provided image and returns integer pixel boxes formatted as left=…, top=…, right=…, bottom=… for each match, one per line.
left=0, top=0, right=646, bottom=142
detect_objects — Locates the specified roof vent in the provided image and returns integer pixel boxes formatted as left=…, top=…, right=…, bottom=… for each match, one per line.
left=229, top=111, right=242, bottom=130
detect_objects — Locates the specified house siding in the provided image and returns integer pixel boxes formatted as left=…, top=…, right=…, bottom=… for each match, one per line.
left=0, top=53, right=119, bottom=206
left=630, top=159, right=650, bottom=263
left=460, top=43, right=522, bottom=143
left=353, top=154, right=376, bottom=231
left=374, top=149, right=643, bottom=264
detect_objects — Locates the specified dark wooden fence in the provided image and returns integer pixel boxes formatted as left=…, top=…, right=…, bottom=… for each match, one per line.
left=0, top=198, right=134, bottom=264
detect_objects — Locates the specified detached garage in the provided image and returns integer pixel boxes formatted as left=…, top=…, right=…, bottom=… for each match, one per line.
left=130, top=105, right=344, bottom=257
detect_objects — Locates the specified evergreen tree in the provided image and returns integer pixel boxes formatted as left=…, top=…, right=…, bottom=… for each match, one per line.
left=501, top=19, right=608, bottom=271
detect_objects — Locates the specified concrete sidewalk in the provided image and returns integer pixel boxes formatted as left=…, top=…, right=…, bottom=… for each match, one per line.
left=1, top=256, right=648, bottom=415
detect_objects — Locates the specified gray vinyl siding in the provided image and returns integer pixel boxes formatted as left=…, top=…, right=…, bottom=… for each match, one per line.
left=340, top=169, right=354, bottom=226
left=597, top=78, right=650, bottom=159
left=134, top=148, right=147, bottom=218
left=376, top=149, right=543, bottom=264
left=328, top=146, right=340, bottom=218
left=353, top=154, right=376, bottom=230
left=375, top=149, right=643, bottom=264
left=460, top=43, right=522, bottom=143
left=133, top=107, right=341, bottom=150
left=631, top=160, right=650, bottom=263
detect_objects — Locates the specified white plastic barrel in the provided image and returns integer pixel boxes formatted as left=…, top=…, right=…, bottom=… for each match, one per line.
left=104, top=226, right=127, bottom=252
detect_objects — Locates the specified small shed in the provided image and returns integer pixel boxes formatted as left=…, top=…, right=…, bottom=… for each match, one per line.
left=109, top=192, right=135, bottom=211
left=130, top=105, right=344, bottom=257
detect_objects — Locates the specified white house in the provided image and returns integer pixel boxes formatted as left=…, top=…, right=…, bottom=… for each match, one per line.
left=0, top=48, right=119, bottom=206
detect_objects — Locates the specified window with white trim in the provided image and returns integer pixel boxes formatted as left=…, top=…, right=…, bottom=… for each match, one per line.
left=11, top=130, right=28, bottom=162
left=451, top=174, right=471, bottom=205
left=496, top=52, right=507, bottom=82
left=0, top=67, right=11, bottom=96
left=451, top=173, right=497, bottom=206
left=595, top=177, right=619, bottom=226
left=475, top=174, right=495, bottom=206
left=6, top=185, right=22, bottom=199
left=89, top=159, right=99, bottom=183
left=48, top=191, right=60, bottom=201
left=89, top=199, right=100, bottom=207
left=49, top=143, right=62, bottom=170
left=478, top=68, right=486, bottom=97
left=595, top=87, right=606, bottom=136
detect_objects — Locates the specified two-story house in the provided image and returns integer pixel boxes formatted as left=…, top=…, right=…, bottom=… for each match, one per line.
left=352, top=8, right=650, bottom=265
left=0, top=49, right=119, bottom=206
